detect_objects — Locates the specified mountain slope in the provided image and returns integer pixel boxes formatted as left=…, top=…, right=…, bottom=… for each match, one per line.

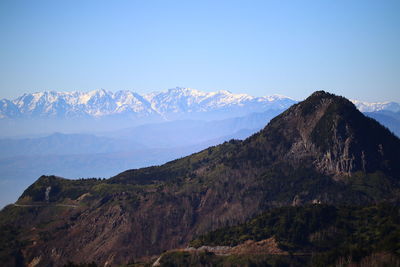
left=112, top=91, right=400, bottom=185
left=183, top=203, right=400, bottom=266
left=1, top=91, right=399, bottom=266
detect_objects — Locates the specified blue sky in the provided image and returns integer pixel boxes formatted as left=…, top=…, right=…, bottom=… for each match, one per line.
left=0, top=0, right=399, bottom=101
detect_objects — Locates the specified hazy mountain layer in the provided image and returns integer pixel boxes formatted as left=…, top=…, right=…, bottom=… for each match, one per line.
left=0, top=110, right=277, bottom=208
left=365, top=110, right=400, bottom=137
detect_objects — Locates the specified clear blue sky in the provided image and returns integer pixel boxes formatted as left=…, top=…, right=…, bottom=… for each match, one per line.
left=0, top=0, right=399, bottom=101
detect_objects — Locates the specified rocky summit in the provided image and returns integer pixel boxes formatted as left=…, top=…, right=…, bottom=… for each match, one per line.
left=1, top=91, right=399, bottom=266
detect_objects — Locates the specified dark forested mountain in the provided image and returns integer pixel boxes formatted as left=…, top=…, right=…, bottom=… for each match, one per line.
left=1, top=91, right=399, bottom=266
left=184, top=203, right=400, bottom=266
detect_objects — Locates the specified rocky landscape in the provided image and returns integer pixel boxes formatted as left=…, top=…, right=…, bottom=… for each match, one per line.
left=0, top=91, right=399, bottom=266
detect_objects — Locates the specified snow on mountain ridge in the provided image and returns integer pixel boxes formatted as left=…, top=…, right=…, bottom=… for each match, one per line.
left=1, top=88, right=397, bottom=120
left=142, top=87, right=272, bottom=114
left=8, top=89, right=157, bottom=118
left=351, top=100, right=400, bottom=113
left=3, top=87, right=296, bottom=119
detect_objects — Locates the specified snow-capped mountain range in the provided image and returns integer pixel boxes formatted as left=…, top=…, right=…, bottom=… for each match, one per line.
left=350, top=99, right=400, bottom=113
left=0, top=87, right=296, bottom=120
left=0, top=87, right=399, bottom=120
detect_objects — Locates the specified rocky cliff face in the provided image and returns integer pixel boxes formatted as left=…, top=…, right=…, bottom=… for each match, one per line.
left=1, top=91, right=399, bottom=267
left=248, top=91, right=399, bottom=178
